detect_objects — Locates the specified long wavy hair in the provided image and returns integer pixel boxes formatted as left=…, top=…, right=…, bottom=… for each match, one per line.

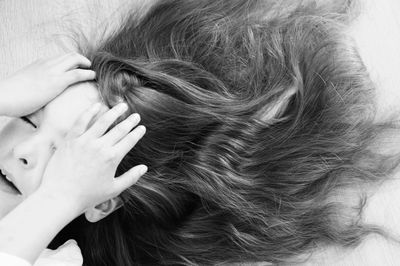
left=52, top=0, right=400, bottom=265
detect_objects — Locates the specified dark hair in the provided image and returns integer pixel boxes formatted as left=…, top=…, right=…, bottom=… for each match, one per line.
left=53, top=0, right=400, bottom=265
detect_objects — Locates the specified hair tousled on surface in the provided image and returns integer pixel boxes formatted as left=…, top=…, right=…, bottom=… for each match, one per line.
left=53, top=0, right=400, bottom=265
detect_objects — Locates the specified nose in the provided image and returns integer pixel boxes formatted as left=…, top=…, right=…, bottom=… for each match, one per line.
left=12, top=140, right=37, bottom=168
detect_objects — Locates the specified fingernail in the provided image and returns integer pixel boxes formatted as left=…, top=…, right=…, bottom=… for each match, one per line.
left=117, top=102, right=128, bottom=111
left=129, top=113, right=140, bottom=122
left=139, top=165, right=148, bottom=175
left=138, top=125, right=146, bottom=134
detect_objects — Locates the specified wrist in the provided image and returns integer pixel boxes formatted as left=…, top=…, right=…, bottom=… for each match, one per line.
left=0, top=188, right=82, bottom=263
left=33, top=188, right=84, bottom=219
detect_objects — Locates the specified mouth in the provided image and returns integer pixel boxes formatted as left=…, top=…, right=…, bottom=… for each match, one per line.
left=0, top=169, right=21, bottom=195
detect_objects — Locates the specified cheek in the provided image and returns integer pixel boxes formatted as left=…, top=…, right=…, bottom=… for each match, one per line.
left=0, top=119, right=29, bottom=158
left=0, top=120, right=25, bottom=218
left=0, top=119, right=44, bottom=197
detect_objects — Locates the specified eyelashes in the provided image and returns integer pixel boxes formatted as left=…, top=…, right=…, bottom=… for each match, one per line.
left=20, top=116, right=37, bottom=129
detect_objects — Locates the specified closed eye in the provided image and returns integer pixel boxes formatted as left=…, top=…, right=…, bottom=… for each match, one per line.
left=20, top=116, right=37, bottom=129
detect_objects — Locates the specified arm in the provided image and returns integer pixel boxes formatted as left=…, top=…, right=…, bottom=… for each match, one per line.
left=0, top=190, right=80, bottom=265
left=0, top=102, right=147, bottom=264
left=0, top=53, right=95, bottom=117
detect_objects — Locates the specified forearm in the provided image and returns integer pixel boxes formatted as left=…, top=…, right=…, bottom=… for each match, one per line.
left=0, top=190, right=81, bottom=264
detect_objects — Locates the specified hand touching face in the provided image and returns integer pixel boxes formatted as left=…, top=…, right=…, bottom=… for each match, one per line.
left=0, top=82, right=101, bottom=218
left=0, top=53, right=96, bottom=117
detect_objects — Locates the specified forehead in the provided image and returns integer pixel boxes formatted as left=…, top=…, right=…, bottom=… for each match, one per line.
left=40, top=82, right=101, bottom=134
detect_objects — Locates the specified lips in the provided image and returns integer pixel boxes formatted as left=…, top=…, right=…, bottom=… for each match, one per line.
left=0, top=168, right=21, bottom=195
left=1, top=168, right=13, bottom=183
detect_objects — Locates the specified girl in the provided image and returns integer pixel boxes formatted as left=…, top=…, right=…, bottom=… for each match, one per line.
left=0, top=53, right=147, bottom=265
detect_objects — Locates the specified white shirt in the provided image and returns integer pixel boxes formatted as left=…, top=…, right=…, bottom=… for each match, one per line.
left=0, top=240, right=82, bottom=266
left=0, top=252, right=30, bottom=266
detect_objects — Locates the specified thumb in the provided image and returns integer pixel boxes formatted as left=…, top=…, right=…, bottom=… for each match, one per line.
left=113, top=165, right=148, bottom=195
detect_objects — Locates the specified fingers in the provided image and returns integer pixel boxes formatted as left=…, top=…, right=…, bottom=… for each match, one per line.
left=113, top=165, right=148, bottom=195
left=113, top=125, right=146, bottom=159
left=100, top=113, right=141, bottom=145
left=58, top=53, right=92, bottom=71
left=66, top=103, right=102, bottom=139
left=64, top=69, right=96, bottom=84
left=83, top=102, right=129, bottom=138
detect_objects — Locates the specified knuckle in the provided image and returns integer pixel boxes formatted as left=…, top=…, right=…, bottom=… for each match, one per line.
left=110, top=107, right=122, bottom=117
left=130, top=128, right=143, bottom=140
left=74, top=116, right=88, bottom=127
left=68, top=128, right=81, bottom=138
left=116, top=122, right=131, bottom=134
left=97, top=114, right=112, bottom=127
left=82, top=140, right=97, bottom=151
left=101, top=148, right=115, bottom=161
left=68, top=71, right=80, bottom=80
left=75, top=138, right=87, bottom=147
left=74, top=54, right=87, bottom=63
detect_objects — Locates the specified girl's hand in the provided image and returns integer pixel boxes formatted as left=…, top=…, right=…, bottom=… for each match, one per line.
left=38, top=102, right=147, bottom=216
left=0, top=103, right=146, bottom=264
left=0, top=53, right=96, bottom=117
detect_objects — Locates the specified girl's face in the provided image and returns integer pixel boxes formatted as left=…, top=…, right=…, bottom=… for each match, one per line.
left=0, top=82, right=101, bottom=218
